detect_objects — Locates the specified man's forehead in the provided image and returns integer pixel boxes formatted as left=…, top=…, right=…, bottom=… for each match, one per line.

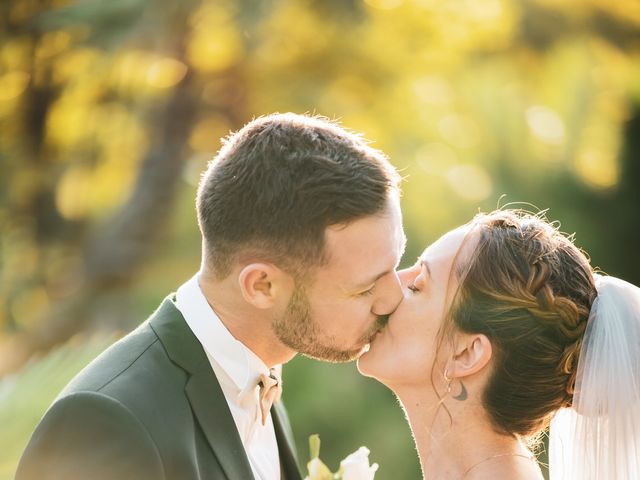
left=325, top=213, right=403, bottom=257
left=323, top=230, right=404, bottom=290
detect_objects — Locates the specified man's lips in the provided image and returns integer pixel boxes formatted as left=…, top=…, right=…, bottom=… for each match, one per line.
left=359, top=315, right=390, bottom=352
left=368, top=321, right=388, bottom=343
left=362, top=325, right=386, bottom=353
left=377, top=314, right=390, bottom=328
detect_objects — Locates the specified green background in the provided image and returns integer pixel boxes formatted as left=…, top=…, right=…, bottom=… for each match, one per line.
left=1, top=0, right=639, bottom=478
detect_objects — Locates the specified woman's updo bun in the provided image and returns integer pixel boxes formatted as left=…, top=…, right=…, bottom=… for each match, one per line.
left=447, top=210, right=597, bottom=437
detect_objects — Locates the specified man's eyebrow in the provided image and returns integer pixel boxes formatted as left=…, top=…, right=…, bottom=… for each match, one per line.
left=354, top=269, right=391, bottom=290
left=353, top=234, right=407, bottom=291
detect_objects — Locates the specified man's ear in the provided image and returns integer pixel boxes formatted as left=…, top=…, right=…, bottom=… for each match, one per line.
left=237, top=263, right=293, bottom=309
left=449, top=333, right=492, bottom=379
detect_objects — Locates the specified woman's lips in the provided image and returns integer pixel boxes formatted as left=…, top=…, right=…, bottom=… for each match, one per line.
left=369, top=322, right=387, bottom=343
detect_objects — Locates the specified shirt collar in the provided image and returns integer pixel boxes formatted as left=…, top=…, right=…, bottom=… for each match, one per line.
left=175, top=273, right=274, bottom=394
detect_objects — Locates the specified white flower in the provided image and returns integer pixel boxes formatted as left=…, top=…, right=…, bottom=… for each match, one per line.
left=304, top=435, right=379, bottom=480
left=306, top=457, right=333, bottom=480
left=339, top=446, right=379, bottom=480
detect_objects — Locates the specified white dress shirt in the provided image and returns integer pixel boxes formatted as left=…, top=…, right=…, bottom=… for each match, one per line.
left=175, top=274, right=281, bottom=480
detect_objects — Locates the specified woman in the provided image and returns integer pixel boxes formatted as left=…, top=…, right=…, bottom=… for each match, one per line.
left=359, top=210, right=640, bottom=479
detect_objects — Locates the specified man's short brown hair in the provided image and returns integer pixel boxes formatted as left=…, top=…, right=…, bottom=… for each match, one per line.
left=196, top=113, right=401, bottom=279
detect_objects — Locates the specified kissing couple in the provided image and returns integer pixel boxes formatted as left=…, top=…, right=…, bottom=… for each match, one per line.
left=17, top=114, right=640, bottom=480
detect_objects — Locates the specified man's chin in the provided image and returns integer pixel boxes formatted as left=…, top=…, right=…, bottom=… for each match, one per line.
left=299, top=344, right=367, bottom=363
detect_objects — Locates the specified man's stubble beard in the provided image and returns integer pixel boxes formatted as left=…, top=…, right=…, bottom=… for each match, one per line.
left=272, top=283, right=383, bottom=363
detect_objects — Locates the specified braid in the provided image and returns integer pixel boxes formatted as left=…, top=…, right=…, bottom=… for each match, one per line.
left=560, top=338, right=582, bottom=397
left=447, top=209, right=596, bottom=437
left=524, top=256, right=589, bottom=401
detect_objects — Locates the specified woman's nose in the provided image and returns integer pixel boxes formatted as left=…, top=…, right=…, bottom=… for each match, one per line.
left=397, top=267, right=415, bottom=289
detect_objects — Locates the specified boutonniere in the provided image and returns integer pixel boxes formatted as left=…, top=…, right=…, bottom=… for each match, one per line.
left=305, top=434, right=378, bottom=480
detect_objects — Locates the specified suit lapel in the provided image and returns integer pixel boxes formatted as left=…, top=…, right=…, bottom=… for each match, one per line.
left=273, top=402, right=303, bottom=480
left=150, top=297, right=254, bottom=480
left=185, top=370, right=255, bottom=480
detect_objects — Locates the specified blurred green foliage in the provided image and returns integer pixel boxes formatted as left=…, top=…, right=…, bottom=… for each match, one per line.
left=1, top=0, right=639, bottom=478
left=0, top=336, right=114, bottom=479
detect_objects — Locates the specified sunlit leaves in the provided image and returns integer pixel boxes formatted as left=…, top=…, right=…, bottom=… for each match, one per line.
left=1, top=0, right=636, bottom=302
left=53, top=103, right=147, bottom=219
left=145, top=58, right=188, bottom=89
left=526, top=106, right=566, bottom=145
left=8, top=0, right=44, bottom=25
left=55, top=164, right=93, bottom=219
left=446, top=163, right=493, bottom=201
left=1, top=38, right=33, bottom=71
left=0, top=72, right=31, bottom=103
left=187, top=1, right=244, bottom=72
left=36, top=0, right=150, bottom=48
left=253, top=0, right=334, bottom=69
left=1, top=3, right=639, bottom=480
left=574, top=146, right=620, bottom=190
left=35, top=31, right=72, bottom=62
left=189, top=114, right=232, bottom=153
left=51, top=47, right=99, bottom=85
left=45, top=87, right=102, bottom=149
left=0, top=39, right=34, bottom=117
left=110, top=50, right=188, bottom=95
left=532, top=0, right=640, bottom=25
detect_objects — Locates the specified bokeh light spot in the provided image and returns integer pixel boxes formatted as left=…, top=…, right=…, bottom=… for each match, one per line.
left=55, top=165, right=92, bottom=220
left=526, top=105, right=566, bottom=145
left=189, top=115, right=232, bottom=153
left=0, top=71, right=30, bottom=102
left=146, top=58, right=188, bottom=89
left=574, top=149, right=619, bottom=190
left=446, top=164, right=493, bottom=201
left=413, top=76, right=454, bottom=107
left=438, top=114, right=481, bottom=148
left=416, top=142, right=458, bottom=175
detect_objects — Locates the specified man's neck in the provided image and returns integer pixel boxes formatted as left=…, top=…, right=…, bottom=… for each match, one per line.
left=198, top=273, right=296, bottom=367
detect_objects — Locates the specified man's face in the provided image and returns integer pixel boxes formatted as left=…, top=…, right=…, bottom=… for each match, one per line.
left=273, top=196, right=406, bottom=362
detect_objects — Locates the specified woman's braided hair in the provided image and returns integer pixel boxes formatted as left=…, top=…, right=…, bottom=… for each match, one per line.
left=448, top=210, right=597, bottom=437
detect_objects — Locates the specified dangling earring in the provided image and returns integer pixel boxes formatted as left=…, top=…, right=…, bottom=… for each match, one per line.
left=443, top=368, right=452, bottom=394
left=443, top=367, right=468, bottom=401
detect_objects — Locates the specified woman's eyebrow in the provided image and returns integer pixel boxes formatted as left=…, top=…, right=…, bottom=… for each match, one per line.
left=420, top=258, right=432, bottom=279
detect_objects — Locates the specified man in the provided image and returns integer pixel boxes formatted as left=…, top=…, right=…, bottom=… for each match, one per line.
left=16, top=113, right=406, bottom=480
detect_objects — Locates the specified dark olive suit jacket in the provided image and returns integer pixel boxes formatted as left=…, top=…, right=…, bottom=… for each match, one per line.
left=15, top=297, right=303, bottom=480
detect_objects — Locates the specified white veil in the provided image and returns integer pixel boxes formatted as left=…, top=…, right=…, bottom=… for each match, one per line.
left=549, top=275, right=640, bottom=479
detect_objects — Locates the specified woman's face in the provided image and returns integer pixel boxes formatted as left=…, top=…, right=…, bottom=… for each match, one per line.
left=358, top=226, right=473, bottom=387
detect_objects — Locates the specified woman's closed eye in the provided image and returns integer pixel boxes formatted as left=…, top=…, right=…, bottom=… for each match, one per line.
left=407, top=262, right=429, bottom=293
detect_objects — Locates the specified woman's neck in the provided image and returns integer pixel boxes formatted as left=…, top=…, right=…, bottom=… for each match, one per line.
left=394, top=385, right=536, bottom=479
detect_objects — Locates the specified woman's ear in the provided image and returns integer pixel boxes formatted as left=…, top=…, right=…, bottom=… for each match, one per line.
left=450, top=333, right=492, bottom=379
left=237, top=263, right=293, bottom=309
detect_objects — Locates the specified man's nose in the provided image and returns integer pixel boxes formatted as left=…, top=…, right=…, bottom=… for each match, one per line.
left=371, top=272, right=403, bottom=316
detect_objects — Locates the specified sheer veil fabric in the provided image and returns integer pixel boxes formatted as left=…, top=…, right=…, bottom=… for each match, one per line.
left=550, top=275, right=640, bottom=479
